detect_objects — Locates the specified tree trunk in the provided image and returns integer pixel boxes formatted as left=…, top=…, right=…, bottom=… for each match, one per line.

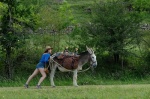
left=5, top=47, right=14, bottom=79
left=113, top=53, right=119, bottom=63
left=4, top=3, right=14, bottom=79
left=121, top=56, right=124, bottom=70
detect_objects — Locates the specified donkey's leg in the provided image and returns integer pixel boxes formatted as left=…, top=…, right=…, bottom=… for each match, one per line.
left=73, top=69, right=78, bottom=86
left=50, top=64, right=57, bottom=87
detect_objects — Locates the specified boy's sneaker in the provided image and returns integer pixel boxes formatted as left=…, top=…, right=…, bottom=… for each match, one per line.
left=24, top=84, right=28, bottom=88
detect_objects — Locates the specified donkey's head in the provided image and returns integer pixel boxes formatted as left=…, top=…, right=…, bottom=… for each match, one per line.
left=86, top=46, right=97, bottom=68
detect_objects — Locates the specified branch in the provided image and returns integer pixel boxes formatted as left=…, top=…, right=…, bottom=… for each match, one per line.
left=13, top=17, right=34, bottom=30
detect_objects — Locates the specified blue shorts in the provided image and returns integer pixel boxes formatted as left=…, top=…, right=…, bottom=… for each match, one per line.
left=36, top=62, right=45, bottom=69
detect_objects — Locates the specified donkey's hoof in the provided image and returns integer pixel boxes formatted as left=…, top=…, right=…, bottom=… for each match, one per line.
left=24, top=84, right=28, bottom=88
left=74, top=85, right=79, bottom=87
left=51, top=86, right=56, bottom=88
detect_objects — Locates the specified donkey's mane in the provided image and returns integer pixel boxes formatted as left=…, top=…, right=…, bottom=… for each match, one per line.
left=78, top=51, right=88, bottom=55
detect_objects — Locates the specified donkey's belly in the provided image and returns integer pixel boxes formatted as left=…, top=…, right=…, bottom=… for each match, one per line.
left=57, top=66, right=73, bottom=72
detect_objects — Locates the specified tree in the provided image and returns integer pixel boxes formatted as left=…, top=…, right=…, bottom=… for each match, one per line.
left=124, top=0, right=150, bottom=12
left=38, top=1, right=75, bottom=50
left=87, top=0, right=143, bottom=64
left=0, top=0, right=38, bottom=79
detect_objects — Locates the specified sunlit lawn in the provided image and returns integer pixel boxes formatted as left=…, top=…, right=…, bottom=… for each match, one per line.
left=0, top=84, right=150, bottom=99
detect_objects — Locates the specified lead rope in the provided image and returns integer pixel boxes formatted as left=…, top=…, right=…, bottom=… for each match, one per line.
left=49, top=56, right=91, bottom=73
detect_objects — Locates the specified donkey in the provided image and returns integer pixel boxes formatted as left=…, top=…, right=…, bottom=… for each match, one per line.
left=49, top=46, right=97, bottom=87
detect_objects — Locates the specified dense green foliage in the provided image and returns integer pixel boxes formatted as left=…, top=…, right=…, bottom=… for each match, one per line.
left=0, top=0, right=38, bottom=78
left=0, top=0, right=150, bottom=84
left=88, top=1, right=142, bottom=63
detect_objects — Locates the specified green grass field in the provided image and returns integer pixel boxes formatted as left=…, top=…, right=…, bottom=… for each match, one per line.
left=0, top=84, right=150, bottom=99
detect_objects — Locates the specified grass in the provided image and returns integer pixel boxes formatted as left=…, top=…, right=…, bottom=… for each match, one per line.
left=0, top=71, right=150, bottom=99
left=1, top=71, right=150, bottom=87
left=0, top=84, right=150, bottom=99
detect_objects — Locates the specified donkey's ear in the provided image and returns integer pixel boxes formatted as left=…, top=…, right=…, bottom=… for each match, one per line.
left=86, top=46, right=89, bottom=50
left=86, top=45, right=89, bottom=50
left=86, top=46, right=92, bottom=54
left=86, top=45, right=88, bottom=49
left=90, top=48, right=94, bottom=54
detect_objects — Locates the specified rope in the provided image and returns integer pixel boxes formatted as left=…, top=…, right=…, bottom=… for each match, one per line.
left=78, top=66, right=91, bottom=73
left=49, top=57, right=91, bottom=73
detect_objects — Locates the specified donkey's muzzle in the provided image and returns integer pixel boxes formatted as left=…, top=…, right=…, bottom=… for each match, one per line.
left=92, top=63, right=97, bottom=68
